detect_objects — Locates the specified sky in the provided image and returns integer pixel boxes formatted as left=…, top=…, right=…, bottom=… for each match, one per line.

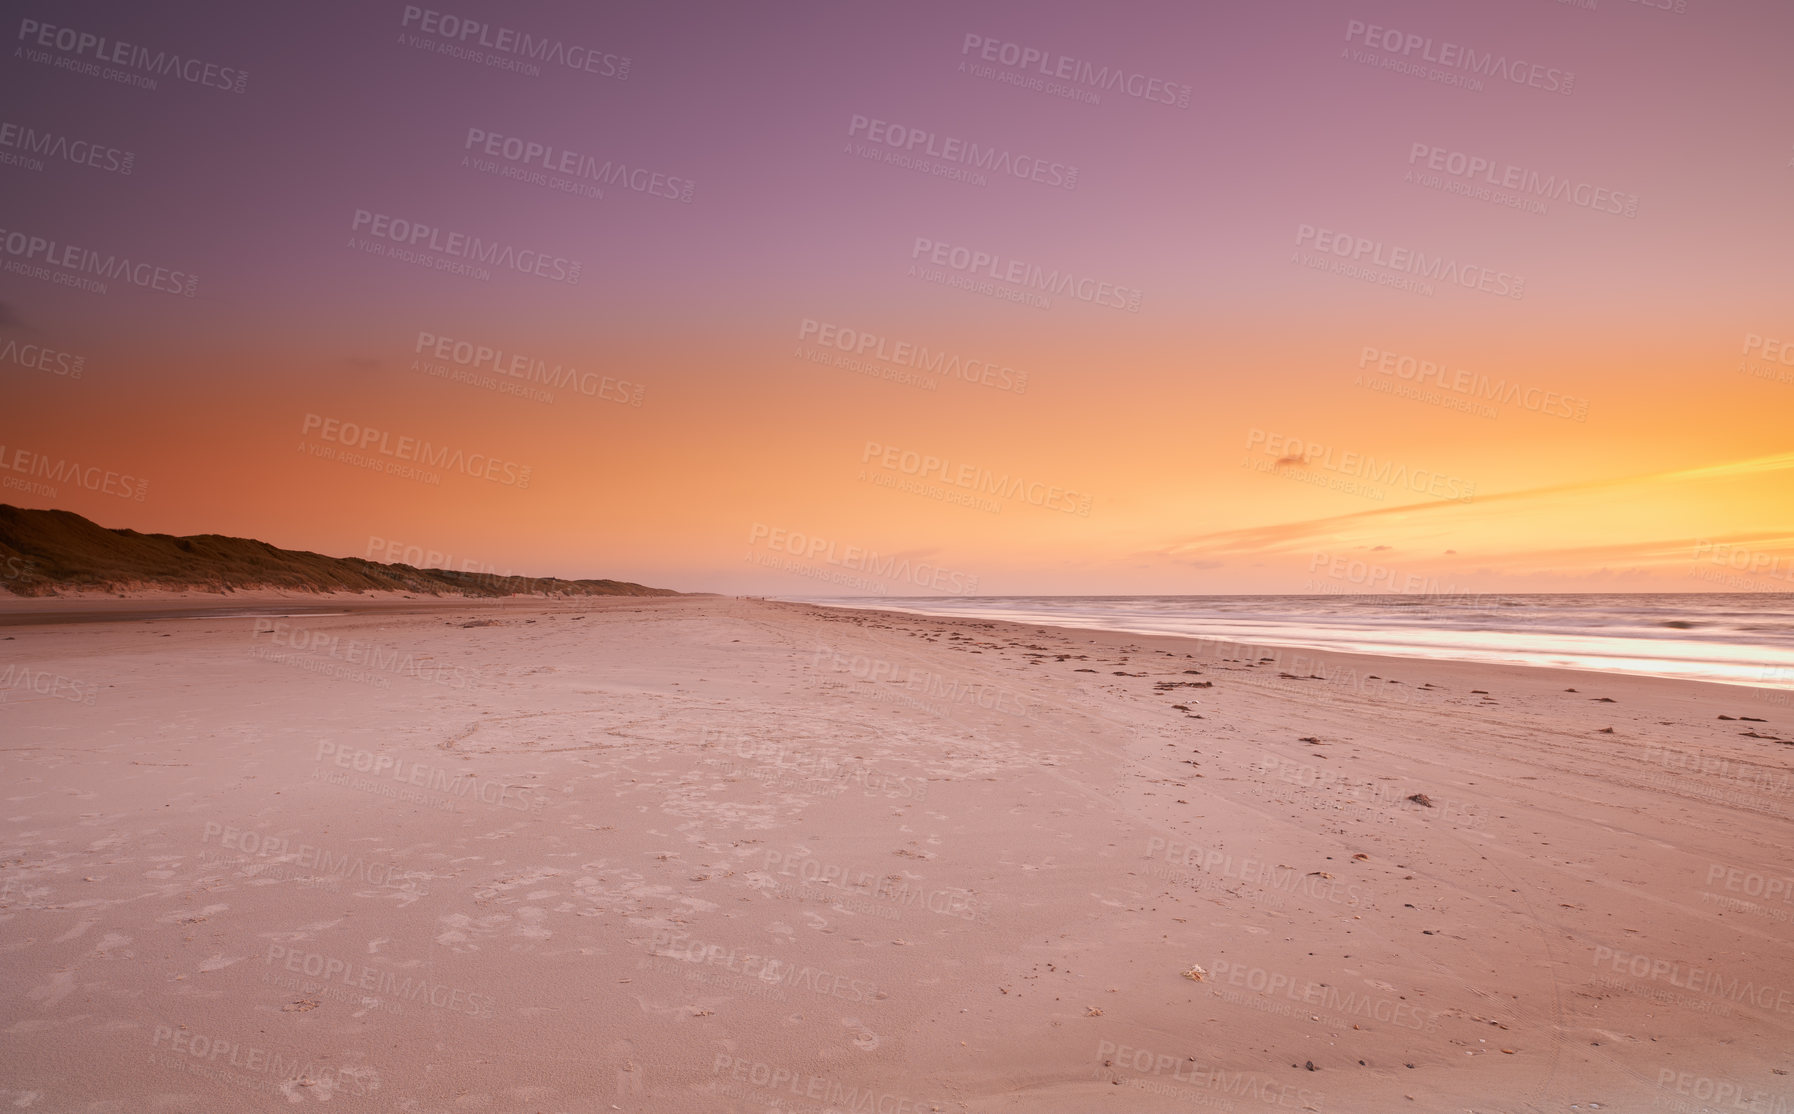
left=3, top=0, right=1792, bottom=596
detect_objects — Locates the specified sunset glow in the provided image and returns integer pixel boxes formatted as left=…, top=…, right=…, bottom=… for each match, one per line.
left=5, top=0, right=1791, bottom=595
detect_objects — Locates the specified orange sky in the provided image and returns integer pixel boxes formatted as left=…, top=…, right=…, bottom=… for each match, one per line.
left=4, top=0, right=1791, bottom=595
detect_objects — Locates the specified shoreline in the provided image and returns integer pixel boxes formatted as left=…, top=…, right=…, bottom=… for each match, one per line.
left=9, top=585, right=1789, bottom=692
left=783, top=596, right=1794, bottom=699
left=784, top=594, right=1794, bottom=694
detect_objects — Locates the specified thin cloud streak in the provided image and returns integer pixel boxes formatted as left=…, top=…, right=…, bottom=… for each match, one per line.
left=1160, top=452, right=1794, bottom=564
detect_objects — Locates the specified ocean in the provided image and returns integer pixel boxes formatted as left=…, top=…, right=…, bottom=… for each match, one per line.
left=789, top=593, right=1794, bottom=691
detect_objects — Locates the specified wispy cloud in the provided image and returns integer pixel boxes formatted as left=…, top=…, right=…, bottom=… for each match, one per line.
left=1161, top=452, right=1794, bottom=572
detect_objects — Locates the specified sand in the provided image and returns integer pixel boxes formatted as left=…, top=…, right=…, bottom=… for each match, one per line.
left=1, top=594, right=1791, bottom=1113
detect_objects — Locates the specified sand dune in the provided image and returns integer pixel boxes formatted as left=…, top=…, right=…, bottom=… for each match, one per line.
left=0, top=504, right=678, bottom=598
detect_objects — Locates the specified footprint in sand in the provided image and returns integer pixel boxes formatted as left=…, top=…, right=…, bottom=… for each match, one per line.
left=844, top=1020, right=880, bottom=1051
left=277, top=1072, right=344, bottom=1102
left=512, top=907, right=554, bottom=940
left=25, top=971, right=76, bottom=1008
left=155, top=903, right=228, bottom=926
left=1208, top=921, right=1270, bottom=935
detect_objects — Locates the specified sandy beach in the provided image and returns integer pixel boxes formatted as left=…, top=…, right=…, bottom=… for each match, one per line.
left=2, top=594, right=1791, bottom=1113
left=10, top=0, right=1792, bottom=1107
